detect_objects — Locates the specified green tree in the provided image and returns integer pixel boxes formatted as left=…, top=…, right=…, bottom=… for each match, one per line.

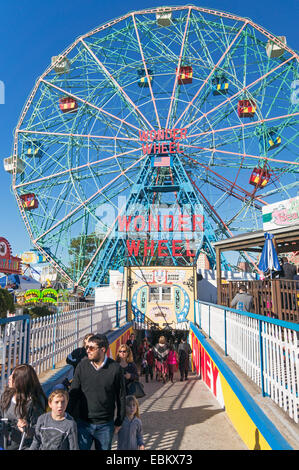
left=0, top=288, right=15, bottom=318
left=69, top=233, right=101, bottom=276
left=23, top=305, right=53, bottom=318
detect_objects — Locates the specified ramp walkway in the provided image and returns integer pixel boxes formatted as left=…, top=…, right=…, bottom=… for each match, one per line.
left=111, top=370, right=247, bottom=451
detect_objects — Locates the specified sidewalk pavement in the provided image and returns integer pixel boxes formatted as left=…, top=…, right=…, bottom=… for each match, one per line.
left=112, top=370, right=248, bottom=450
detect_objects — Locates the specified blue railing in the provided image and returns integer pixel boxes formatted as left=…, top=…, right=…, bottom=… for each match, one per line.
left=194, top=300, right=299, bottom=423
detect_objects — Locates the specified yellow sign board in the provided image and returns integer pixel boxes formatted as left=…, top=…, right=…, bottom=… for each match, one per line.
left=125, top=266, right=196, bottom=327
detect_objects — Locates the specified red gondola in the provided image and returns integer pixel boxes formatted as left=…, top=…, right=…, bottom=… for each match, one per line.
left=176, top=66, right=193, bottom=85
left=238, top=99, right=256, bottom=118
left=59, top=97, right=78, bottom=113
left=20, top=193, right=39, bottom=210
left=249, top=168, right=271, bottom=187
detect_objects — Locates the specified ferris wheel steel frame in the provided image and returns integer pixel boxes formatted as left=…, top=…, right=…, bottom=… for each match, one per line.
left=9, top=5, right=299, bottom=294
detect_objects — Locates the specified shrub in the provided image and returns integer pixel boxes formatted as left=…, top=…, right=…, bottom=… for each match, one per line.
left=0, top=288, right=15, bottom=318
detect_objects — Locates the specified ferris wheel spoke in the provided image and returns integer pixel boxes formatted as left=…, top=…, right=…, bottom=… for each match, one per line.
left=14, top=146, right=142, bottom=189
left=33, top=153, right=146, bottom=243
left=184, top=154, right=266, bottom=206
left=165, top=7, right=192, bottom=129
left=183, top=143, right=299, bottom=167
left=41, top=79, right=141, bottom=135
left=187, top=172, right=233, bottom=234
left=174, top=21, right=248, bottom=129
left=184, top=54, right=297, bottom=130
left=187, top=112, right=299, bottom=140
left=131, top=14, right=161, bottom=129
left=17, top=128, right=139, bottom=143
left=79, top=37, right=155, bottom=131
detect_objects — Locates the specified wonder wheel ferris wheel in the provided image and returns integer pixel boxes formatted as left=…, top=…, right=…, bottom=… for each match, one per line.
left=6, top=5, right=299, bottom=293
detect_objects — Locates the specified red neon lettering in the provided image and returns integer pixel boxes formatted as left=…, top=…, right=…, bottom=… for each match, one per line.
left=172, top=240, right=183, bottom=257
left=134, top=216, right=145, bottom=232
left=126, top=240, right=140, bottom=256
left=205, top=355, right=211, bottom=389
left=178, top=215, right=189, bottom=231
left=163, top=215, right=174, bottom=231
left=139, top=130, right=149, bottom=141
left=149, top=215, right=160, bottom=232
left=144, top=240, right=155, bottom=256
left=211, top=362, right=219, bottom=396
left=192, top=214, right=204, bottom=231
left=117, top=215, right=132, bottom=232
left=186, top=240, right=195, bottom=257
left=181, top=128, right=187, bottom=139
left=158, top=240, right=168, bottom=257
left=142, top=143, right=153, bottom=154
left=149, top=130, right=157, bottom=141
left=177, top=142, right=183, bottom=153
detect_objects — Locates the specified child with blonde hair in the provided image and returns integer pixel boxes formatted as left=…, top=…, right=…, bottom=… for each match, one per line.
left=117, top=395, right=144, bottom=450
left=29, top=389, right=78, bottom=450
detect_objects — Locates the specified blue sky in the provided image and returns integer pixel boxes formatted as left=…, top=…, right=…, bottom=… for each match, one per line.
left=0, top=0, right=298, bottom=257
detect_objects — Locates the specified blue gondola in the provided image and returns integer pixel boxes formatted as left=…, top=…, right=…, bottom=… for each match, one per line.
left=212, top=76, right=229, bottom=95
left=26, top=141, right=43, bottom=158
left=138, top=68, right=153, bottom=87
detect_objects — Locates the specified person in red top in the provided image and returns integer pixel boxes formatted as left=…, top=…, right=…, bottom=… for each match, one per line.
left=167, top=343, right=178, bottom=383
left=144, top=345, right=154, bottom=383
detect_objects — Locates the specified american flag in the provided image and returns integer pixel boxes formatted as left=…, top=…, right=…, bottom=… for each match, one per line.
left=152, top=156, right=171, bottom=167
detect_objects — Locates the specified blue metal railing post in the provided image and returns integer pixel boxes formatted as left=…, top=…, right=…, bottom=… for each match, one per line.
left=116, top=301, right=119, bottom=328
left=259, top=319, right=265, bottom=397
left=52, top=312, right=57, bottom=369
left=24, top=316, right=31, bottom=364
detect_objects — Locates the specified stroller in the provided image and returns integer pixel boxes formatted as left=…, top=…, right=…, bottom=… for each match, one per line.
left=0, top=418, right=28, bottom=450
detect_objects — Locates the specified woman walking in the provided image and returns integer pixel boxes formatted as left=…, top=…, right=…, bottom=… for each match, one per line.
left=116, top=344, right=139, bottom=395
left=153, top=336, right=169, bottom=383
left=167, top=343, right=178, bottom=383
left=0, top=364, right=47, bottom=450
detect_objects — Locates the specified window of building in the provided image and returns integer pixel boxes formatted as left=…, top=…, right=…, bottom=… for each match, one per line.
left=149, top=286, right=171, bottom=302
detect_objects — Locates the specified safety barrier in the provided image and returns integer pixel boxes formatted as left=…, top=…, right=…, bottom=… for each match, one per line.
left=194, top=300, right=299, bottom=424
left=189, top=322, right=293, bottom=450
left=0, top=301, right=128, bottom=389
left=42, top=322, right=133, bottom=396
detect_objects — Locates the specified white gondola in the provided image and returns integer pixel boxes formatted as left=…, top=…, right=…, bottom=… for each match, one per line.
left=156, top=10, right=172, bottom=27
left=51, top=56, right=70, bottom=74
left=266, top=36, right=287, bottom=58
left=3, top=156, right=25, bottom=174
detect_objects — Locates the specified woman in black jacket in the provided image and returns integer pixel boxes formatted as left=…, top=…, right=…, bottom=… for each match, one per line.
left=116, top=344, right=139, bottom=395
left=0, top=364, right=47, bottom=449
left=153, top=336, right=169, bottom=383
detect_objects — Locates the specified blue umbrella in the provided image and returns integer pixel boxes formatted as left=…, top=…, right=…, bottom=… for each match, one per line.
left=258, top=232, right=281, bottom=275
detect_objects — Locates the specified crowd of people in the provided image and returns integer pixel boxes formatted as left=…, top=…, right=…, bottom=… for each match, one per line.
left=0, top=331, right=192, bottom=451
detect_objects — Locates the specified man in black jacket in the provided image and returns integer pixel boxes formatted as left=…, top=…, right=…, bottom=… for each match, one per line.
left=67, top=334, right=126, bottom=450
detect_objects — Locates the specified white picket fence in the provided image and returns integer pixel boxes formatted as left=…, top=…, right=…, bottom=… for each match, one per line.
left=195, top=300, right=299, bottom=423
left=0, top=301, right=128, bottom=390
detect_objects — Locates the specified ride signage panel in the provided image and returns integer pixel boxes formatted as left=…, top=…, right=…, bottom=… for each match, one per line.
left=262, top=196, right=299, bottom=230
left=125, top=266, right=196, bottom=327
left=0, top=237, right=21, bottom=275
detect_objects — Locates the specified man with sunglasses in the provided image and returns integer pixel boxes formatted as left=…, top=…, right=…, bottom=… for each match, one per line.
left=67, top=334, right=126, bottom=450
